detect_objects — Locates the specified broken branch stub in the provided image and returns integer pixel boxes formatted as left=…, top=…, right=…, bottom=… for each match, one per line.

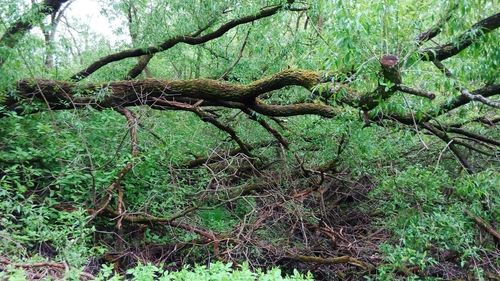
left=379, top=54, right=401, bottom=85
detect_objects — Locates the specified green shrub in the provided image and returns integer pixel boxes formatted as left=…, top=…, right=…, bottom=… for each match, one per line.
left=94, top=262, right=314, bottom=281
left=370, top=166, right=497, bottom=279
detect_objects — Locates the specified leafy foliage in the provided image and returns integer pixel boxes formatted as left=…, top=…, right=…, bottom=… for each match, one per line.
left=90, top=262, right=312, bottom=281
left=0, top=0, right=498, bottom=280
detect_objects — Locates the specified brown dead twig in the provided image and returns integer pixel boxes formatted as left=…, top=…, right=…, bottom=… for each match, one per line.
left=204, top=163, right=382, bottom=274
left=101, top=208, right=226, bottom=258
left=92, top=158, right=381, bottom=276
left=0, top=257, right=95, bottom=280
left=185, top=141, right=273, bottom=168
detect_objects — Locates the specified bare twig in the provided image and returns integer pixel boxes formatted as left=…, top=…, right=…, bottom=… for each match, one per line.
left=242, top=108, right=289, bottom=148
left=0, top=257, right=95, bottom=280
left=152, top=97, right=252, bottom=156
left=423, top=122, right=474, bottom=174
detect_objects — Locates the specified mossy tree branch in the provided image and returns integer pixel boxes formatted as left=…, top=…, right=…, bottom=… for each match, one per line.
left=4, top=69, right=342, bottom=118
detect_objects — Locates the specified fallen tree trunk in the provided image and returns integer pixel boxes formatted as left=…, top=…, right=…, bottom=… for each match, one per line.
left=3, top=69, right=355, bottom=118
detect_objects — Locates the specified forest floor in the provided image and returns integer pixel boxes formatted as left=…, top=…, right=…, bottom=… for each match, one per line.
left=73, top=160, right=498, bottom=281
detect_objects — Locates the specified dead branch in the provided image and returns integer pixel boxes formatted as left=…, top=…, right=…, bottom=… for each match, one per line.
left=5, top=65, right=412, bottom=119
left=102, top=208, right=222, bottom=257
left=0, top=257, right=95, bottom=280
left=464, top=209, right=500, bottom=244
left=8, top=69, right=337, bottom=118
left=99, top=181, right=269, bottom=225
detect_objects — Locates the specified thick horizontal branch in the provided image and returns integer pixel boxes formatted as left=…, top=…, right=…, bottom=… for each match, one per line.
left=252, top=99, right=336, bottom=117
left=70, top=4, right=287, bottom=81
left=420, top=13, right=500, bottom=61
left=11, top=70, right=312, bottom=103
left=5, top=69, right=338, bottom=118
left=5, top=65, right=422, bottom=119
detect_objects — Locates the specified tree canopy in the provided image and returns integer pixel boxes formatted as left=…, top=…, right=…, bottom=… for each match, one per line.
left=0, top=0, right=498, bottom=280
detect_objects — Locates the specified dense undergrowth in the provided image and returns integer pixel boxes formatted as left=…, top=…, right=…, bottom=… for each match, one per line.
left=1, top=0, right=499, bottom=280
left=1, top=109, right=498, bottom=280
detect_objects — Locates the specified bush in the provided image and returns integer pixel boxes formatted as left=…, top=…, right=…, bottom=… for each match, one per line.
left=94, top=262, right=314, bottom=281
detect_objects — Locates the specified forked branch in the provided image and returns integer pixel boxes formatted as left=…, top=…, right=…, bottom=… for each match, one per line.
left=71, top=3, right=291, bottom=81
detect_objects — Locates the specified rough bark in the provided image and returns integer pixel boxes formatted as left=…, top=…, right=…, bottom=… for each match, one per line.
left=5, top=69, right=337, bottom=118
